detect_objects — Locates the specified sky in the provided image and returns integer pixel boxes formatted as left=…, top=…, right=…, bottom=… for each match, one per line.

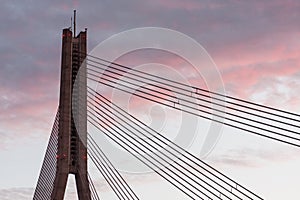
left=1, top=0, right=300, bottom=199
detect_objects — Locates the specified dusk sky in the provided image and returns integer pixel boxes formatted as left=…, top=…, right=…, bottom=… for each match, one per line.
left=1, top=0, right=300, bottom=199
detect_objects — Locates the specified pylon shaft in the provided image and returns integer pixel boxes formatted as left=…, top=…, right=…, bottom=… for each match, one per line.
left=50, top=22, right=90, bottom=200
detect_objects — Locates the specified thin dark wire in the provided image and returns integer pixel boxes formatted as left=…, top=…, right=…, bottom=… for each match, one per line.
left=87, top=111, right=204, bottom=200
left=87, top=89, right=262, bottom=199
left=86, top=58, right=300, bottom=129
left=84, top=53, right=300, bottom=119
left=76, top=96, right=200, bottom=199
left=88, top=137, right=137, bottom=200
left=87, top=86, right=266, bottom=199
left=33, top=110, right=59, bottom=200
left=87, top=104, right=216, bottom=199
left=86, top=75, right=300, bottom=148
left=87, top=94, right=233, bottom=199
left=88, top=173, right=101, bottom=200
left=88, top=149, right=125, bottom=200
left=83, top=61, right=300, bottom=149
left=90, top=141, right=134, bottom=199
left=88, top=175, right=98, bottom=200
left=88, top=134, right=139, bottom=200
left=89, top=146, right=129, bottom=200
left=88, top=138, right=136, bottom=200
left=194, top=91, right=300, bottom=127
left=88, top=132, right=128, bottom=200
left=76, top=167, right=98, bottom=200
left=87, top=66, right=300, bottom=136
left=87, top=99, right=224, bottom=200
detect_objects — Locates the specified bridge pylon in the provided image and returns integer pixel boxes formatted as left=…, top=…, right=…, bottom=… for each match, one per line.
left=33, top=10, right=90, bottom=200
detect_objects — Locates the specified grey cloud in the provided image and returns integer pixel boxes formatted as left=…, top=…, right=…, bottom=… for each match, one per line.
left=208, top=147, right=300, bottom=168
left=0, top=187, right=34, bottom=200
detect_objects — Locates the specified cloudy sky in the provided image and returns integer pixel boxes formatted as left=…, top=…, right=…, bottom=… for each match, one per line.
left=1, top=0, right=300, bottom=199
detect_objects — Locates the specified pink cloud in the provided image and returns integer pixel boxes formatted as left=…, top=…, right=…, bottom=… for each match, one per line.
left=151, top=0, right=204, bottom=11
left=0, top=71, right=59, bottom=149
left=220, top=58, right=300, bottom=98
left=212, top=31, right=300, bottom=69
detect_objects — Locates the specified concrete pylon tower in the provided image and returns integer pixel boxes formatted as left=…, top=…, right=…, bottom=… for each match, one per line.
left=51, top=10, right=90, bottom=200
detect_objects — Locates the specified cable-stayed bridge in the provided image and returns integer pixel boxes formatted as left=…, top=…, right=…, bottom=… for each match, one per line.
left=33, top=12, right=300, bottom=200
